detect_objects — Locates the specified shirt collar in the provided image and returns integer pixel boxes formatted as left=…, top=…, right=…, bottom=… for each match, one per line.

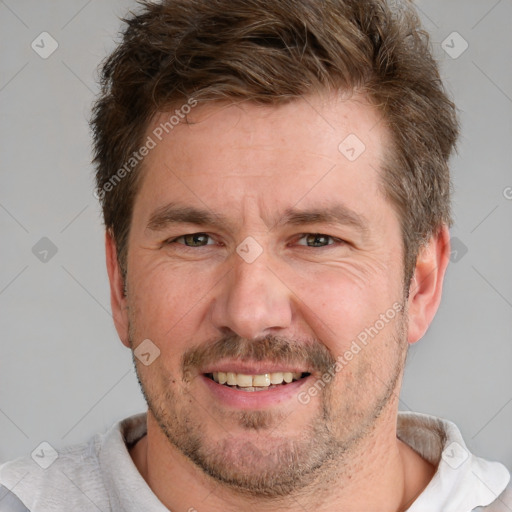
left=99, top=412, right=168, bottom=512
left=397, top=411, right=510, bottom=511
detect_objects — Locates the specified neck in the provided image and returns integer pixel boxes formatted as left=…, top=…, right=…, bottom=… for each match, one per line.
left=130, top=407, right=435, bottom=511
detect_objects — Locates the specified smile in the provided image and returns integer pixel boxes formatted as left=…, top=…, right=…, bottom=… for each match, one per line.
left=205, top=371, right=310, bottom=391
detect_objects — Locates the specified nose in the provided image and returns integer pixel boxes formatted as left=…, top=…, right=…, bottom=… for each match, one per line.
left=210, top=252, right=293, bottom=340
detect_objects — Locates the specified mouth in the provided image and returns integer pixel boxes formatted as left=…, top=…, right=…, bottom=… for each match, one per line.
left=204, top=371, right=311, bottom=392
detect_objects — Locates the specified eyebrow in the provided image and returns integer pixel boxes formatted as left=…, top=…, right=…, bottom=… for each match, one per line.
left=146, top=203, right=233, bottom=232
left=146, top=202, right=369, bottom=236
left=274, top=205, right=369, bottom=236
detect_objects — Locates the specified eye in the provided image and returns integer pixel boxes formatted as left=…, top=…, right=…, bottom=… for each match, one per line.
left=168, top=233, right=214, bottom=247
left=296, top=233, right=341, bottom=247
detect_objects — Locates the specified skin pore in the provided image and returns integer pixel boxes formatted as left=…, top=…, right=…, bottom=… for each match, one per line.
left=106, top=91, right=449, bottom=511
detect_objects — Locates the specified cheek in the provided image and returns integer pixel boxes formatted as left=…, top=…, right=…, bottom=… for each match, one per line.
left=128, top=258, right=213, bottom=346
left=288, top=260, right=399, bottom=352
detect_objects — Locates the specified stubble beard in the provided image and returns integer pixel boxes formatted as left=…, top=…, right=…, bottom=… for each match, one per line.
left=130, top=318, right=408, bottom=499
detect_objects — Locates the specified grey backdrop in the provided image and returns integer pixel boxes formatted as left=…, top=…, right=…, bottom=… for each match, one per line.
left=1, top=0, right=511, bottom=472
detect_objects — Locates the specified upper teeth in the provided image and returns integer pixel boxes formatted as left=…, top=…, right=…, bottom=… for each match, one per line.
left=212, top=371, right=303, bottom=387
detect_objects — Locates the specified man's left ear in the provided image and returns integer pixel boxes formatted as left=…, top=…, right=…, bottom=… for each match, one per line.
left=406, top=225, right=451, bottom=344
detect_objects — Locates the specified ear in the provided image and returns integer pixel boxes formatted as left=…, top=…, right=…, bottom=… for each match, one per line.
left=105, top=230, right=130, bottom=348
left=406, top=225, right=450, bottom=344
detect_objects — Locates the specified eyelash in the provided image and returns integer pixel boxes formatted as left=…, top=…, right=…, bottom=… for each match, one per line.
left=164, top=233, right=345, bottom=249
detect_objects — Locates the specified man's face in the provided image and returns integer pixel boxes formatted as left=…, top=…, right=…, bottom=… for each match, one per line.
left=123, top=93, right=409, bottom=496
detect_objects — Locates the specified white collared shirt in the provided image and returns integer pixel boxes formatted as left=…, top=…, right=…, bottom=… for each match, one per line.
left=0, top=411, right=510, bottom=511
left=397, top=412, right=510, bottom=511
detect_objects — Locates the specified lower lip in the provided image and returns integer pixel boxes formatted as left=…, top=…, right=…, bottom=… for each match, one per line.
left=200, top=374, right=311, bottom=409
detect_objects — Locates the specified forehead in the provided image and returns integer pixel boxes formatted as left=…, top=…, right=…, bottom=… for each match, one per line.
left=135, top=92, right=393, bottom=226
left=147, top=92, right=385, bottom=164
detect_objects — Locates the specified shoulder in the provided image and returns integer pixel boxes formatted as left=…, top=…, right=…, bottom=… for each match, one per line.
left=0, top=414, right=146, bottom=512
left=398, top=411, right=511, bottom=512
left=0, top=484, right=30, bottom=511
left=0, top=433, right=108, bottom=512
left=475, top=480, right=512, bottom=511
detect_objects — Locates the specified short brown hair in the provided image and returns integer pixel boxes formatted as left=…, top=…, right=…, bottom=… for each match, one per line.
left=91, top=0, right=459, bottom=286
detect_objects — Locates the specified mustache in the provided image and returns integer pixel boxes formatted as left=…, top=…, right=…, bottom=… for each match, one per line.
left=182, top=333, right=336, bottom=377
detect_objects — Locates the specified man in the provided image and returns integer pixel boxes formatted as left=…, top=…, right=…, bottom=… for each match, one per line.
left=0, top=0, right=510, bottom=510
